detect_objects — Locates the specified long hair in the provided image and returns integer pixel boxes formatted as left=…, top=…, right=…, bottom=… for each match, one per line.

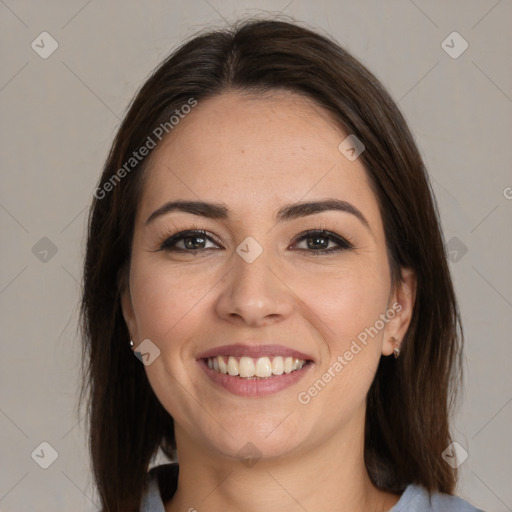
left=79, top=17, right=464, bottom=511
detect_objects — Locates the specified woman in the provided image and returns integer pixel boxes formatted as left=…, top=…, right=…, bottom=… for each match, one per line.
left=80, top=18, right=484, bottom=512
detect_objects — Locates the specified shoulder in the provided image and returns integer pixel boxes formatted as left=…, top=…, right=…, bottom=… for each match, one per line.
left=139, top=468, right=487, bottom=512
left=140, top=463, right=179, bottom=512
left=391, top=484, right=486, bottom=512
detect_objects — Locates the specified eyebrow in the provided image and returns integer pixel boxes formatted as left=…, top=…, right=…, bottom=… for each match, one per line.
left=145, top=198, right=371, bottom=232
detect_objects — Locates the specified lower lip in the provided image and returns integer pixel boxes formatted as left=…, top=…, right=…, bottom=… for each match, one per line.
left=197, top=359, right=314, bottom=397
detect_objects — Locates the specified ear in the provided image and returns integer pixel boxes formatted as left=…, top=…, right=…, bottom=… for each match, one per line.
left=381, top=267, right=417, bottom=356
left=119, top=267, right=138, bottom=347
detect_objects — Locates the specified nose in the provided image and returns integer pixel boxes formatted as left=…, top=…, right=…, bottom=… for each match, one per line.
left=215, top=249, right=295, bottom=327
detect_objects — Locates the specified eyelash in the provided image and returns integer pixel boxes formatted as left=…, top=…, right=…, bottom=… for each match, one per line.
left=156, top=226, right=355, bottom=255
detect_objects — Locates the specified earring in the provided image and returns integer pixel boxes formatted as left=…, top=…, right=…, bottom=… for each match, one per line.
left=130, top=339, right=134, bottom=348
left=390, top=336, right=400, bottom=359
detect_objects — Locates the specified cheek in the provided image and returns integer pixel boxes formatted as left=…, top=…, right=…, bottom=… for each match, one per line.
left=295, top=280, right=387, bottom=419
left=301, top=262, right=391, bottom=342
left=298, top=262, right=390, bottom=397
left=129, top=262, right=213, bottom=424
left=130, top=259, right=209, bottom=338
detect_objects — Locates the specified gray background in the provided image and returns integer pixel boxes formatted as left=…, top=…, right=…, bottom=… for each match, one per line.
left=1, top=1, right=511, bottom=511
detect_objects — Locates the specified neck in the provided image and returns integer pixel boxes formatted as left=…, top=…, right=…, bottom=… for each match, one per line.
left=164, top=410, right=401, bottom=512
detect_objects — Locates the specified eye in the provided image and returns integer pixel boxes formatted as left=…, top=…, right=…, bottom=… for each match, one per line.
left=158, top=230, right=221, bottom=252
left=292, top=229, right=354, bottom=254
left=157, top=228, right=354, bottom=255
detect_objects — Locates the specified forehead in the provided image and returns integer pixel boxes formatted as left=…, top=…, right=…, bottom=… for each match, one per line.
left=137, top=90, right=382, bottom=233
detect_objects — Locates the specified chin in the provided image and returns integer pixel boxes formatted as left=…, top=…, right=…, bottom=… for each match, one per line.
left=199, top=412, right=307, bottom=463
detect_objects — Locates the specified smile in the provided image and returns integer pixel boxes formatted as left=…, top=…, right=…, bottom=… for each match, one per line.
left=206, top=355, right=306, bottom=378
left=197, top=344, right=314, bottom=397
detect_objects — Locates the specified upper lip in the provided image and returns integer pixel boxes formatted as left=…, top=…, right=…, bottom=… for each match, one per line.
left=196, top=343, right=314, bottom=361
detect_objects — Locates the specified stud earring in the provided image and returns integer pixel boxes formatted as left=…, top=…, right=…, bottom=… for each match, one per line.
left=130, top=339, right=134, bottom=348
left=390, top=336, right=400, bottom=359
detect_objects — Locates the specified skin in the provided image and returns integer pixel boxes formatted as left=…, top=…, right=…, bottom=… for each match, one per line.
left=122, top=90, right=417, bottom=512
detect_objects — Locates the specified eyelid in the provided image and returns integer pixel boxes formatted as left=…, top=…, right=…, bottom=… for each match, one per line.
left=157, top=229, right=222, bottom=251
left=291, top=229, right=355, bottom=252
left=156, top=226, right=355, bottom=254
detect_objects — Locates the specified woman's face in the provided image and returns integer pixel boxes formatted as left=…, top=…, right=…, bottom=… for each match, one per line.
left=122, top=90, right=415, bottom=462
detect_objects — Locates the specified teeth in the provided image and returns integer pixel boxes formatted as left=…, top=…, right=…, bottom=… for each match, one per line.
left=239, top=356, right=255, bottom=378
left=284, top=357, right=293, bottom=373
left=206, top=355, right=307, bottom=378
left=255, top=356, right=272, bottom=378
left=218, top=355, right=228, bottom=374
left=227, top=356, right=238, bottom=376
left=272, top=356, right=284, bottom=375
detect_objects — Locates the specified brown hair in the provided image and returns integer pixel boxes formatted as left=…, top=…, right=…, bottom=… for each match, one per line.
left=79, top=17, right=464, bottom=511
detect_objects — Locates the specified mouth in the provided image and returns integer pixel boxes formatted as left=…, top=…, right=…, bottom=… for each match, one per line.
left=205, top=355, right=309, bottom=378
left=196, top=344, right=314, bottom=396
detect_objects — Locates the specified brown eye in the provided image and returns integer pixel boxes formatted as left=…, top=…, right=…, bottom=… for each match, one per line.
left=293, top=230, right=354, bottom=254
left=159, top=230, right=221, bottom=252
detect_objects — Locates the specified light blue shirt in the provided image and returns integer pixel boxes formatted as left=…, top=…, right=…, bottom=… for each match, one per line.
left=140, top=465, right=485, bottom=512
